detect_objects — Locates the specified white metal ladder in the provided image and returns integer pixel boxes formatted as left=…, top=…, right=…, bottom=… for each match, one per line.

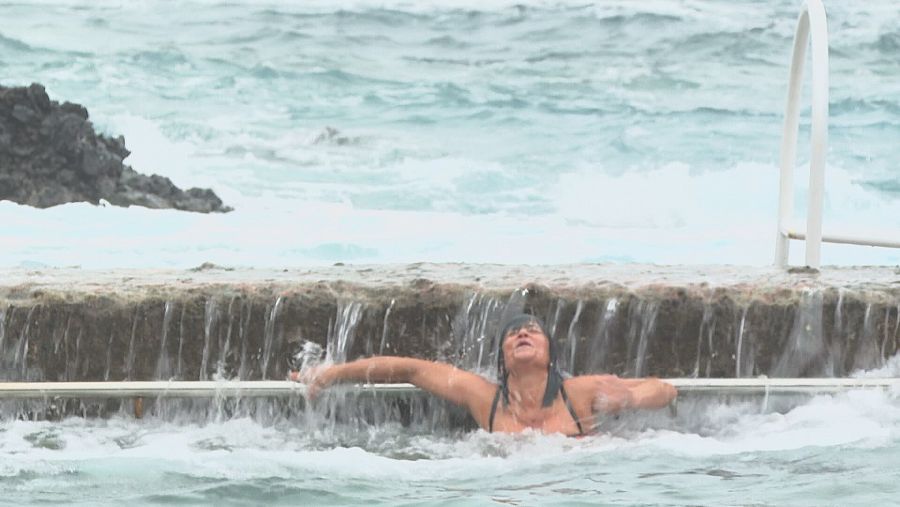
left=774, top=0, right=900, bottom=269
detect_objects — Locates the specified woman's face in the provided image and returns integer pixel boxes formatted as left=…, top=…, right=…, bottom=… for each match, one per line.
left=501, top=320, right=550, bottom=371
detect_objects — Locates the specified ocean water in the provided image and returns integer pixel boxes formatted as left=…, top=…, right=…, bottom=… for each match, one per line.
left=3, top=3, right=900, bottom=504
left=1, top=388, right=900, bottom=506
left=1, top=0, right=899, bottom=268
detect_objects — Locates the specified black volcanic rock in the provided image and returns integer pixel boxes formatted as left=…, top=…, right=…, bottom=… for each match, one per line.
left=0, top=83, right=232, bottom=213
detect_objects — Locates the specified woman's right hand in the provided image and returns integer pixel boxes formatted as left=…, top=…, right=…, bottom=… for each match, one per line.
left=289, top=365, right=334, bottom=399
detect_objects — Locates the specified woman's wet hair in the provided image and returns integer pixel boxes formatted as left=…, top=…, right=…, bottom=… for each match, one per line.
left=496, top=314, right=563, bottom=407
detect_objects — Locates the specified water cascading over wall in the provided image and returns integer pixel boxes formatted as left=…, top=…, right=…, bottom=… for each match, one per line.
left=2, top=265, right=899, bottom=388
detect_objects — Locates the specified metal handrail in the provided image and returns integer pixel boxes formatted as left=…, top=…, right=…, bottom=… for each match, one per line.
left=0, top=378, right=897, bottom=399
left=774, top=0, right=900, bottom=268
left=775, top=0, right=829, bottom=268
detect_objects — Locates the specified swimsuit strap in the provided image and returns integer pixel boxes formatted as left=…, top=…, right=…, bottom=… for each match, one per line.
left=488, top=384, right=502, bottom=433
left=559, top=383, right=585, bottom=436
left=489, top=382, right=584, bottom=436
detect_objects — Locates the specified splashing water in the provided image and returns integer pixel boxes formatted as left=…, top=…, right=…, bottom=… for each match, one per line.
left=3, top=1, right=900, bottom=504
left=291, top=341, right=327, bottom=376
left=1, top=384, right=899, bottom=505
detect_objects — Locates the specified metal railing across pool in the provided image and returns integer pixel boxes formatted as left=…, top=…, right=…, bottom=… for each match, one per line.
left=0, top=378, right=897, bottom=399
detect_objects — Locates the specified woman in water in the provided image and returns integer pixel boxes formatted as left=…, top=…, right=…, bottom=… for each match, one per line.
left=290, top=314, right=676, bottom=436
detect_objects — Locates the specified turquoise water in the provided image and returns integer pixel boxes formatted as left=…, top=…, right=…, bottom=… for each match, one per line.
left=3, top=2, right=900, bottom=504
left=1, top=0, right=900, bottom=266
left=2, top=389, right=900, bottom=505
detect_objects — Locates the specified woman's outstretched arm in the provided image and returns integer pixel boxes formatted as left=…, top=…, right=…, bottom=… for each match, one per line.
left=566, top=374, right=677, bottom=415
left=290, top=356, right=495, bottom=413
left=614, top=376, right=678, bottom=409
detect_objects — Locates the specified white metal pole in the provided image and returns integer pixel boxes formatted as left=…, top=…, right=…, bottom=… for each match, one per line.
left=804, top=0, right=829, bottom=269
left=775, top=6, right=810, bottom=267
left=0, top=378, right=898, bottom=399
left=775, top=0, right=829, bottom=269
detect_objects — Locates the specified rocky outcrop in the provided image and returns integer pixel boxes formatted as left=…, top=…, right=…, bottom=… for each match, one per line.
left=0, top=83, right=231, bottom=213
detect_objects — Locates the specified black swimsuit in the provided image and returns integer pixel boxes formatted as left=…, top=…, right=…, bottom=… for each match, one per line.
left=487, top=383, right=585, bottom=436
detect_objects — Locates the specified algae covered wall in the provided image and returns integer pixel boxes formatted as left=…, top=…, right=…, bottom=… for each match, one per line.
left=1, top=264, right=899, bottom=384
